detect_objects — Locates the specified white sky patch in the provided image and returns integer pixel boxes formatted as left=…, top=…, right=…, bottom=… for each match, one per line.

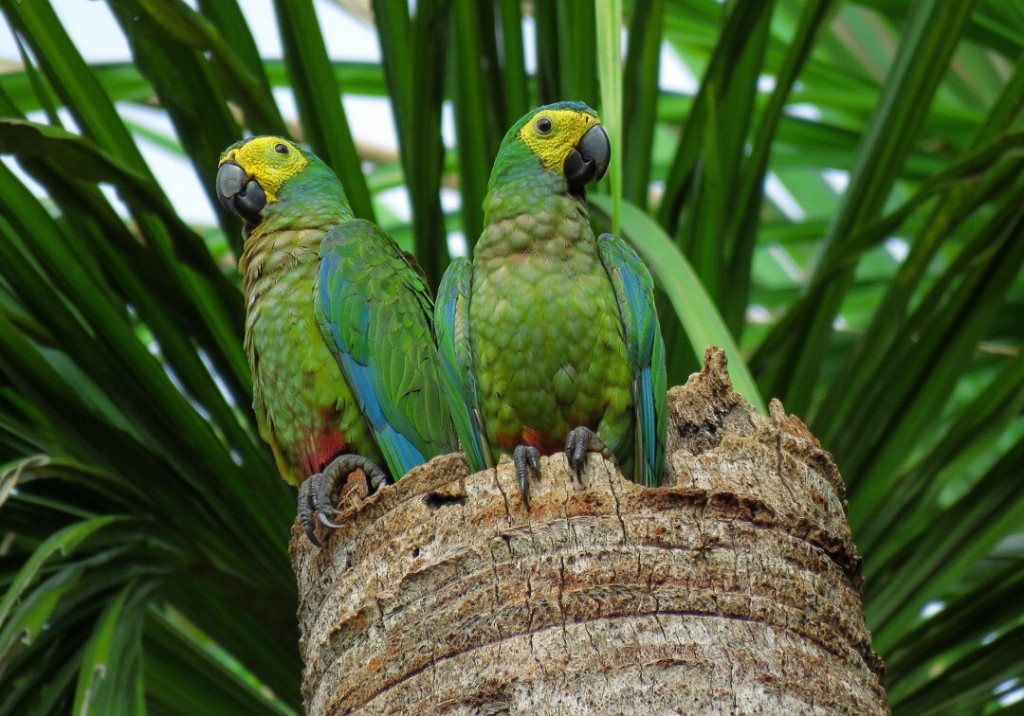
left=648, top=179, right=665, bottom=205
left=377, top=185, right=412, bottom=223
left=0, top=8, right=17, bottom=60
left=379, top=186, right=458, bottom=235
left=920, top=600, right=945, bottom=618
left=272, top=87, right=300, bottom=123
left=343, top=95, right=399, bottom=151
left=237, top=0, right=283, bottom=58
left=99, top=184, right=133, bottom=221
left=447, top=230, right=468, bottom=258
left=981, top=631, right=998, bottom=645
left=746, top=305, right=772, bottom=324
left=26, top=108, right=82, bottom=136
left=134, top=139, right=218, bottom=225
left=997, top=680, right=1024, bottom=707
left=1001, top=689, right=1024, bottom=707
left=198, top=348, right=237, bottom=409
left=885, top=237, right=909, bottom=263
left=659, top=42, right=698, bottom=94
left=316, top=0, right=381, bottom=62
left=51, top=1, right=131, bottom=63
left=117, top=102, right=178, bottom=138
left=764, top=171, right=806, bottom=221
left=2, top=157, right=49, bottom=203
left=832, top=315, right=848, bottom=331
left=441, top=100, right=457, bottom=149
left=521, top=16, right=538, bottom=74
left=822, top=168, right=849, bottom=195
left=757, top=75, right=776, bottom=93
left=440, top=187, right=461, bottom=214
left=787, top=103, right=823, bottom=121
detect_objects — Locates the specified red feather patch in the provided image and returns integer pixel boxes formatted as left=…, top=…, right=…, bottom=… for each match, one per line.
left=521, top=427, right=563, bottom=455
left=301, top=427, right=348, bottom=476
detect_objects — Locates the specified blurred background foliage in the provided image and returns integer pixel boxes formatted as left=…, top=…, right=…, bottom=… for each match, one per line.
left=0, top=0, right=1020, bottom=713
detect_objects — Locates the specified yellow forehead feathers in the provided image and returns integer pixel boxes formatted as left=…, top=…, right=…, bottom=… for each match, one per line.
left=219, top=137, right=307, bottom=202
left=518, top=109, right=600, bottom=171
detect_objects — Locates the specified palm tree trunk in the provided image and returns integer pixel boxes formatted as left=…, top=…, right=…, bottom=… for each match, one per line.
left=291, top=347, right=889, bottom=714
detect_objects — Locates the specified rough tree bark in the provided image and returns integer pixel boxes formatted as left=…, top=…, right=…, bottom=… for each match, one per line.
left=291, top=347, right=889, bottom=715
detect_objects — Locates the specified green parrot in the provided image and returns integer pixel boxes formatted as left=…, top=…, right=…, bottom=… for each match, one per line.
left=216, top=136, right=455, bottom=544
left=435, top=101, right=667, bottom=497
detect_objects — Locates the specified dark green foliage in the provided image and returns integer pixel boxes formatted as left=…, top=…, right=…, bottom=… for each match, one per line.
left=0, top=1, right=1021, bottom=713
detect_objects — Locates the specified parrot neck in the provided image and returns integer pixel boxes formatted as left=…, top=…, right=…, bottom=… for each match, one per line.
left=257, top=168, right=353, bottom=235
left=477, top=167, right=593, bottom=261
left=482, top=156, right=583, bottom=222
left=239, top=168, right=353, bottom=299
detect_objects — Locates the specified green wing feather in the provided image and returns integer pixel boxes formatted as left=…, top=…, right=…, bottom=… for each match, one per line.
left=434, top=258, right=492, bottom=472
left=315, top=219, right=456, bottom=478
left=597, top=233, right=667, bottom=487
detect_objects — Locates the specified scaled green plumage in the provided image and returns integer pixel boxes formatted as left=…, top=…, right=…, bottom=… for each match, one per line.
left=436, top=102, right=667, bottom=490
left=216, top=136, right=455, bottom=542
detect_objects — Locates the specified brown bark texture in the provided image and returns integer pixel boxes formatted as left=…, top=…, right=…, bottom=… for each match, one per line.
left=291, top=347, right=889, bottom=715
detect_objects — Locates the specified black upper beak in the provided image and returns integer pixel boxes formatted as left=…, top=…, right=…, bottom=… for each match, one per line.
left=564, top=124, right=610, bottom=192
left=216, top=160, right=267, bottom=225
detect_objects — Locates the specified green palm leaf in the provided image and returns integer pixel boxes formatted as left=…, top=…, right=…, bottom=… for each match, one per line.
left=0, top=0, right=1021, bottom=712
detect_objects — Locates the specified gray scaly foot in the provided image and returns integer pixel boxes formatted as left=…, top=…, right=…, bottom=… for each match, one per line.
left=298, top=454, right=390, bottom=546
left=564, top=426, right=613, bottom=481
left=512, top=444, right=541, bottom=504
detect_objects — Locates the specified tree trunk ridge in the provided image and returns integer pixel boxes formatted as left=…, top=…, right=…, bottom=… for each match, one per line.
left=292, top=347, right=888, bottom=714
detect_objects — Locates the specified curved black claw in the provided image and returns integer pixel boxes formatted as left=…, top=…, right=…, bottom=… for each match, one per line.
left=311, top=472, right=343, bottom=530
left=564, top=426, right=613, bottom=480
left=298, top=478, right=321, bottom=547
left=512, top=444, right=541, bottom=504
left=298, top=454, right=391, bottom=546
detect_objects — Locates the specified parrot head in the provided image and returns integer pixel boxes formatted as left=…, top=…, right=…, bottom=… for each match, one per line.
left=216, top=136, right=332, bottom=230
left=498, top=101, right=610, bottom=196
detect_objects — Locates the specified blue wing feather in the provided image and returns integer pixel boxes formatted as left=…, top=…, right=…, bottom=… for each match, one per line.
left=435, top=259, right=491, bottom=472
left=315, top=221, right=455, bottom=479
left=597, top=233, right=667, bottom=487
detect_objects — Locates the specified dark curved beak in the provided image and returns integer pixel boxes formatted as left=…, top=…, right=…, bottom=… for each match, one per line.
left=216, top=160, right=266, bottom=225
left=564, top=124, right=610, bottom=191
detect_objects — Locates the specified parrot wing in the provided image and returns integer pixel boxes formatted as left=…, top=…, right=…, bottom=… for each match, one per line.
left=315, top=219, right=456, bottom=479
left=597, top=233, right=667, bottom=487
left=434, top=258, right=492, bottom=473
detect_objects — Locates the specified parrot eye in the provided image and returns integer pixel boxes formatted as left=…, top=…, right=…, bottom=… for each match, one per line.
left=275, top=143, right=289, bottom=154
left=536, top=117, right=552, bottom=134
